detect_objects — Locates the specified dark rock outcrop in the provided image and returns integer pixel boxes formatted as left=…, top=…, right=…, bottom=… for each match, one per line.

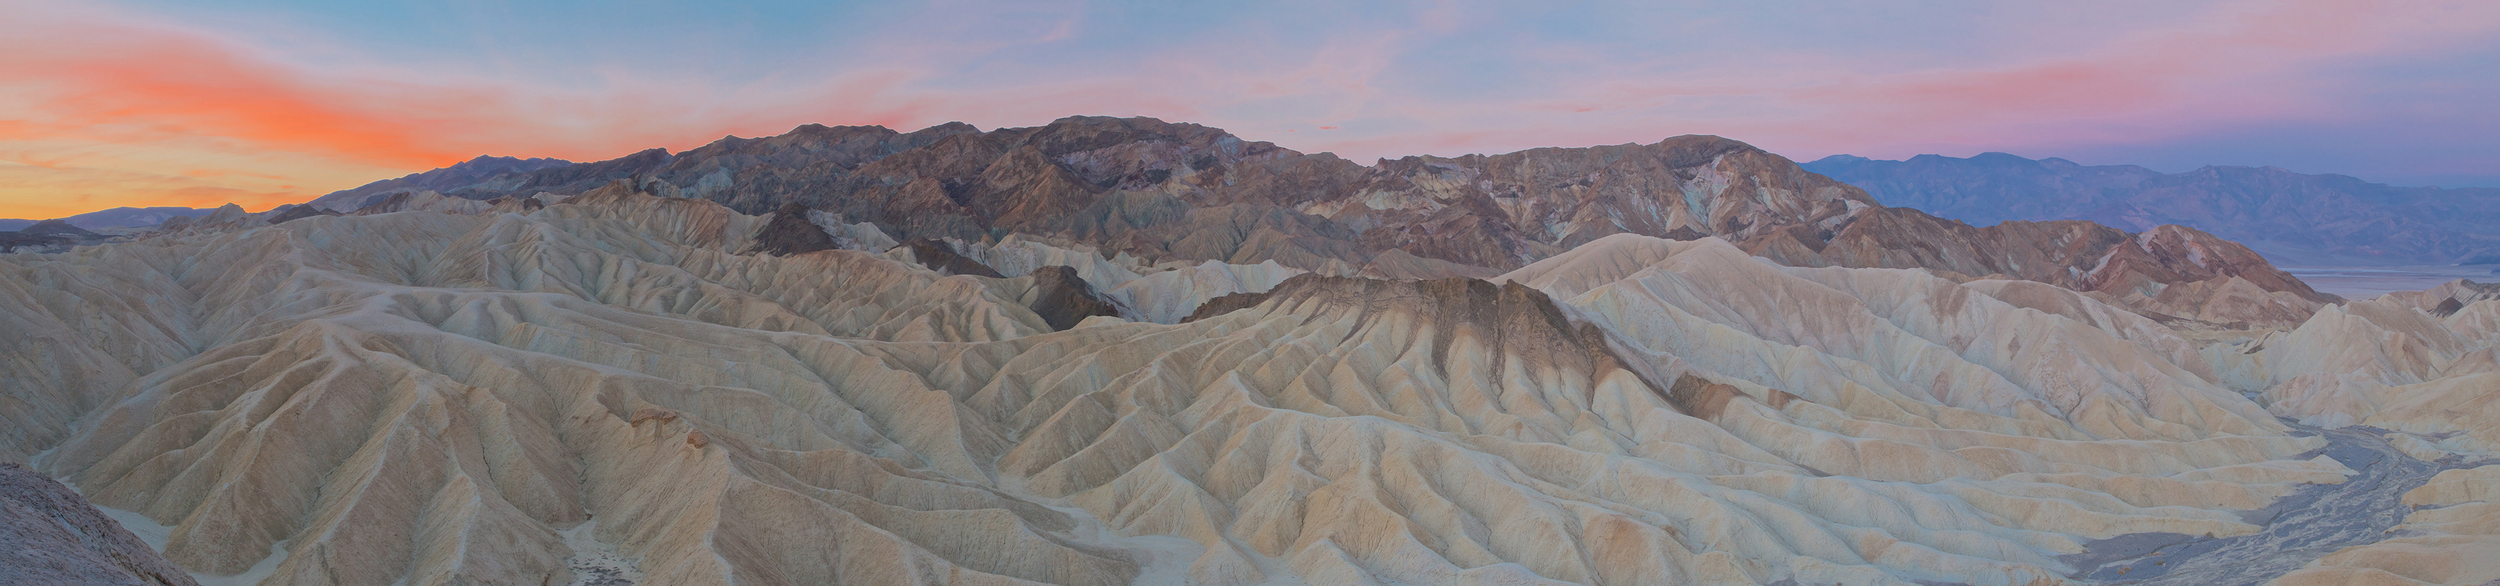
left=0, top=232, right=69, bottom=252
left=22, top=218, right=97, bottom=237
left=1180, top=290, right=1271, bottom=323
left=1023, top=266, right=1122, bottom=330
left=0, top=462, right=199, bottom=586
left=745, top=203, right=841, bottom=256
left=265, top=204, right=340, bottom=224
left=891, top=239, right=1004, bottom=278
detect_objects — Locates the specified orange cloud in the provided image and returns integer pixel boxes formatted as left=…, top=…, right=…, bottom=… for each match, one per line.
left=0, top=2, right=1221, bottom=218
left=0, top=158, right=324, bottom=218
left=3, top=28, right=474, bottom=171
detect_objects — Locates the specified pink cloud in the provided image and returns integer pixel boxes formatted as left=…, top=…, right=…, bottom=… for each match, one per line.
left=1546, top=0, right=2500, bottom=159
left=0, top=0, right=1212, bottom=213
left=1221, top=0, right=2500, bottom=162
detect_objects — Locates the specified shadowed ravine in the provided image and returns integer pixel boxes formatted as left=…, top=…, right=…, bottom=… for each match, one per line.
left=2066, top=422, right=2481, bottom=585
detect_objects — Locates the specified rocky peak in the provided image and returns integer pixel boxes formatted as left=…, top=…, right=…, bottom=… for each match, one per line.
left=21, top=219, right=97, bottom=237
left=744, top=202, right=842, bottom=256
left=2089, top=225, right=2327, bottom=301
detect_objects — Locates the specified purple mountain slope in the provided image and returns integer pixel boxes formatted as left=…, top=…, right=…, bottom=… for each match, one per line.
left=1804, top=152, right=2500, bottom=266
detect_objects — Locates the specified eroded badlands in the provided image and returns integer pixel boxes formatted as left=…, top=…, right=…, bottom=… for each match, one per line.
left=3, top=190, right=2494, bottom=586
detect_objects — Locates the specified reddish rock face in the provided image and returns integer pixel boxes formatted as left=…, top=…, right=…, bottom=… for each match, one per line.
left=319, top=115, right=2333, bottom=323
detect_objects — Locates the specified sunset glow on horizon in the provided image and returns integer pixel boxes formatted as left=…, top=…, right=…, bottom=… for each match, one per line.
left=5, top=0, right=2498, bottom=219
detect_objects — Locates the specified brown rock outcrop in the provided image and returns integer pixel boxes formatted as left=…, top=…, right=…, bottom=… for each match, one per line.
left=744, top=202, right=842, bottom=256
left=889, top=238, right=1005, bottom=277
left=264, top=204, right=340, bottom=224
left=1021, top=265, right=1123, bottom=330
left=1177, top=290, right=1269, bottom=323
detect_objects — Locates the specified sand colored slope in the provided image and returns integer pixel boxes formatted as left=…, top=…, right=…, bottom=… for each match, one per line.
left=2210, top=295, right=2500, bottom=458
left=1106, top=260, right=1304, bottom=324
left=0, top=197, right=2381, bottom=585
left=2270, top=464, right=2500, bottom=586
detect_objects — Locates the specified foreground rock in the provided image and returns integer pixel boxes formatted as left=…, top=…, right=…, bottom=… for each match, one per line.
left=2066, top=424, right=2476, bottom=585
left=0, top=462, right=200, bottom=586
left=2190, top=279, right=2500, bottom=585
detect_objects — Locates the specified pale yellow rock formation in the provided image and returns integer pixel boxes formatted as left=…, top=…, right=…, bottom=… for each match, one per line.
left=0, top=201, right=2382, bottom=586
left=2269, top=465, right=2500, bottom=586
left=953, top=234, right=1147, bottom=288
left=2215, top=293, right=2500, bottom=457
left=1106, top=260, right=1303, bottom=324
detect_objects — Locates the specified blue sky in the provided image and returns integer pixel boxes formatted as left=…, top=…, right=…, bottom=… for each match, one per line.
left=4, top=0, right=2496, bottom=216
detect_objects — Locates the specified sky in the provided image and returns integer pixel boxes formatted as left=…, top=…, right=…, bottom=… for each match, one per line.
left=3, top=0, right=2497, bottom=219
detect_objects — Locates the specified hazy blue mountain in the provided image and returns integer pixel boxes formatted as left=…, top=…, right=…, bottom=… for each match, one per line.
left=0, top=206, right=218, bottom=231
left=303, top=154, right=576, bottom=211
left=1803, top=153, right=2500, bottom=266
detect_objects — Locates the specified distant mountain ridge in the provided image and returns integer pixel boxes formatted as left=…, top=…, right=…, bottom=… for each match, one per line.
left=304, top=154, right=575, bottom=211
left=1803, top=152, right=2500, bottom=266
left=281, top=115, right=2332, bottom=325
left=0, top=206, right=217, bottom=231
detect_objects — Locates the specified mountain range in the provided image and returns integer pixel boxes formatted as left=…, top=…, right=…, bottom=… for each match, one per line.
left=286, top=116, right=2331, bottom=326
left=1803, top=152, right=2500, bottom=267
left=7, top=116, right=2500, bottom=586
left=0, top=206, right=219, bottom=232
